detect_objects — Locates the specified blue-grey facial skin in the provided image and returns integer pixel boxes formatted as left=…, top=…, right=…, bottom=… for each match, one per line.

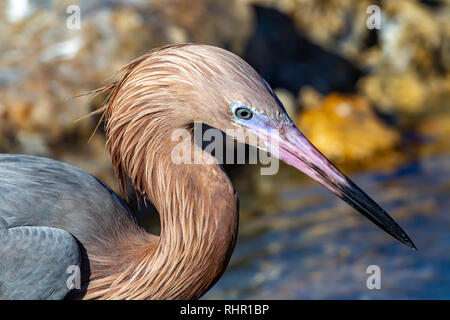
left=229, top=101, right=298, bottom=156
left=228, top=102, right=282, bottom=174
left=229, top=102, right=293, bottom=129
left=230, top=102, right=280, bottom=136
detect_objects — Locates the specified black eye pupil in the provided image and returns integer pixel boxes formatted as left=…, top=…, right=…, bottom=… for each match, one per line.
left=236, top=108, right=252, bottom=119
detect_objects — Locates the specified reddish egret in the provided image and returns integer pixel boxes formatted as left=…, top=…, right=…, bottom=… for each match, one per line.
left=0, top=44, right=415, bottom=300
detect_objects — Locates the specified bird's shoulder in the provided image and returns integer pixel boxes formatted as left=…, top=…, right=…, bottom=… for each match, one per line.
left=0, top=154, right=134, bottom=241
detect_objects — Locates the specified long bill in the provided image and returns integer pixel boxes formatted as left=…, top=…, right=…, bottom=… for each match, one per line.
left=270, top=124, right=416, bottom=250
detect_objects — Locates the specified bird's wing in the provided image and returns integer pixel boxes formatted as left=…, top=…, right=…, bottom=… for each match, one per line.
left=0, top=221, right=81, bottom=300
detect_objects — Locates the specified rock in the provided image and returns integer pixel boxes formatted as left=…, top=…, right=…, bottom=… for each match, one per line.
left=15, top=131, right=51, bottom=156
left=298, top=86, right=324, bottom=111
left=380, top=0, right=443, bottom=73
left=358, top=71, right=427, bottom=115
left=357, top=0, right=449, bottom=117
left=297, top=93, right=400, bottom=163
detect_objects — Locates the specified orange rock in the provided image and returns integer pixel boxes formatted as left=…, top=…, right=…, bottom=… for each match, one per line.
left=297, top=93, right=400, bottom=163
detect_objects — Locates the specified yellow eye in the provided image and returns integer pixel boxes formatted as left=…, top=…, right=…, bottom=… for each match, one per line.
left=235, top=107, right=253, bottom=120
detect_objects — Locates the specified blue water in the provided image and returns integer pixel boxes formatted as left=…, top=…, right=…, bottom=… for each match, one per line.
left=205, top=154, right=450, bottom=299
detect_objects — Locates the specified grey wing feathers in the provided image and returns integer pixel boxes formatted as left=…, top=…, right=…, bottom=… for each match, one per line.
left=0, top=154, right=134, bottom=299
left=0, top=224, right=81, bottom=300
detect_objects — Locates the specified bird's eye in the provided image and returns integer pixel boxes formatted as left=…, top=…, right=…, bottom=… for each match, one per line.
left=235, top=107, right=253, bottom=120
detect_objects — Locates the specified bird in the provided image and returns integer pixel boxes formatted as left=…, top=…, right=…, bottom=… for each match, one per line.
left=0, top=43, right=416, bottom=300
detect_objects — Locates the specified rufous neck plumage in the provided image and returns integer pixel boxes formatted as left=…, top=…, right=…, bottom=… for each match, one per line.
left=85, top=113, right=238, bottom=299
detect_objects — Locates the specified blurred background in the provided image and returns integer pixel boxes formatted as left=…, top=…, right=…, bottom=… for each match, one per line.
left=0, top=0, right=449, bottom=299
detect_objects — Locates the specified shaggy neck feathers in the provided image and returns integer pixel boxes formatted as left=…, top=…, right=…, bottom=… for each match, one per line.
left=85, top=45, right=239, bottom=299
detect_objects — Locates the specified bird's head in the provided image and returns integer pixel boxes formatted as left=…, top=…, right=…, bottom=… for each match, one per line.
left=102, top=43, right=415, bottom=249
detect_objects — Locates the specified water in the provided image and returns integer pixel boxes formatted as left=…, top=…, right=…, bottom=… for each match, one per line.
left=205, top=153, right=450, bottom=299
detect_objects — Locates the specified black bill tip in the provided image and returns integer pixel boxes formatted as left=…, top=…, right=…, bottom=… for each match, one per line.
left=340, top=180, right=417, bottom=251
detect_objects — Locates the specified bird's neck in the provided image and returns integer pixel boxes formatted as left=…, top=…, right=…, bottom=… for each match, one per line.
left=87, top=132, right=239, bottom=299
left=147, top=140, right=239, bottom=300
